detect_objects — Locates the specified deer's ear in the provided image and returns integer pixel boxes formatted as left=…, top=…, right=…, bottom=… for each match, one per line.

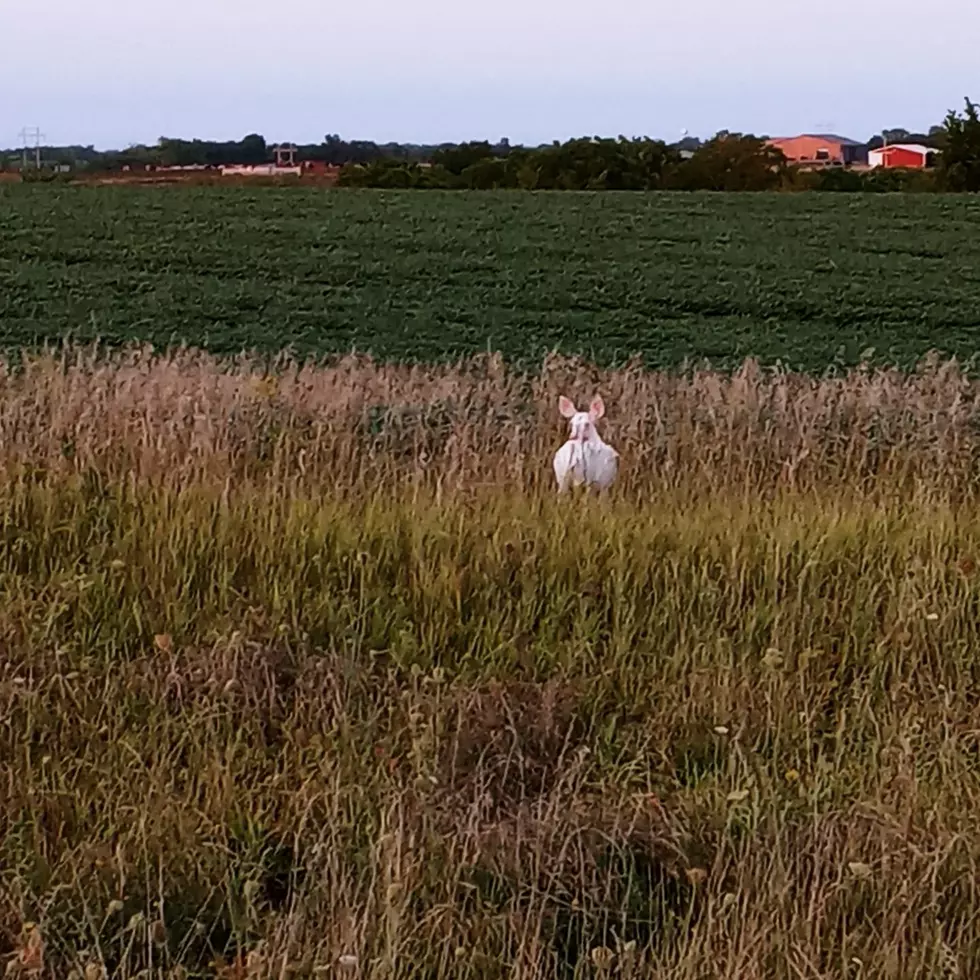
left=589, top=395, right=605, bottom=421
left=559, top=396, right=577, bottom=419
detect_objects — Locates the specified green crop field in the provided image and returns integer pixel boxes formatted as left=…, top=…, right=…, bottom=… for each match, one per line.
left=3, top=185, right=980, bottom=370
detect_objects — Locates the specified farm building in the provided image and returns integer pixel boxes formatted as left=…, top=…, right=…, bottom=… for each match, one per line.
left=766, top=134, right=868, bottom=166
left=867, top=143, right=937, bottom=169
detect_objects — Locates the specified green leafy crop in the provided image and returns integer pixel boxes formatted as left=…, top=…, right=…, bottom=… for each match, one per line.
left=2, top=186, right=980, bottom=372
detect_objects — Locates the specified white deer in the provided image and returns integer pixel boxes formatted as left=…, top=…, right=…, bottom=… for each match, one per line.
left=553, top=395, right=619, bottom=493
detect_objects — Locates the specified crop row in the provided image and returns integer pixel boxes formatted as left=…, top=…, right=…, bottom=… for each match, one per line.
left=2, top=186, right=980, bottom=370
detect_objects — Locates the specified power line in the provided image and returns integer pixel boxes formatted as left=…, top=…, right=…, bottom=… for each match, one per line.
left=17, top=126, right=45, bottom=169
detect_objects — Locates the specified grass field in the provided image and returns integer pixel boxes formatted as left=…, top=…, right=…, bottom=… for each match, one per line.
left=3, top=186, right=980, bottom=370
left=1, top=346, right=980, bottom=978
left=4, top=186, right=980, bottom=977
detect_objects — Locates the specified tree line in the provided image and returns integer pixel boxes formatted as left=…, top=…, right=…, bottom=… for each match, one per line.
left=0, top=134, right=452, bottom=172
left=336, top=101, right=980, bottom=193
left=5, top=98, right=979, bottom=192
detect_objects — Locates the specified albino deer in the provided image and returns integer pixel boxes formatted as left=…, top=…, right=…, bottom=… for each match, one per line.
left=553, top=395, right=619, bottom=493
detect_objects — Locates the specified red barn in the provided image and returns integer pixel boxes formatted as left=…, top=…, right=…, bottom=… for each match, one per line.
left=867, top=144, right=937, bottom=169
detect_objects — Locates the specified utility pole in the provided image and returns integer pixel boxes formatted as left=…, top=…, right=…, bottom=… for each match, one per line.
left=17, top=127, right=44, bottom=169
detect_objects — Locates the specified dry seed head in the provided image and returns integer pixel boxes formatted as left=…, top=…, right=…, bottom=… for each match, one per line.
left=685, top=867, right=708, bottom=886
left=245, top=947, right=266, bottom=976
left=618, top=939, right=637, bottom=961
left=11, top=923, right=44, bottom=975
left=590, top=946, right=615, bottom=971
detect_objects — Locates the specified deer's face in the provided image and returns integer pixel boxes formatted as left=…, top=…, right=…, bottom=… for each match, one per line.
left=568, top=411, right=595, bottom=443
left=558, top=395, right=605, bottom=444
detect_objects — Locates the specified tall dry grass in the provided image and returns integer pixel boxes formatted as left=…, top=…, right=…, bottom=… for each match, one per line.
left=0, top=344, right=978, bottom=499
left=1, top=345, right=980, bottom=979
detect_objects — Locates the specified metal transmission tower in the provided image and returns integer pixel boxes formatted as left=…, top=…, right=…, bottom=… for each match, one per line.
left=17, top=127, right=45, bottom=169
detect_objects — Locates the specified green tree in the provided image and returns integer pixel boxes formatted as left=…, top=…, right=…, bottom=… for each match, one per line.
left=336, top=158, right=429, bottom=188
left=867, top=128, right=942, bottom=150
left=430, top=141, right=495, bottom=176
left=460, top=156, right=519, bottom=189
left=239, top=133, right=268, bottom=165
left=668, top=133, right=787, bottom=191
left=937, top=97, right=980, bottom=191
left=514, top=136, right=676, bottom=191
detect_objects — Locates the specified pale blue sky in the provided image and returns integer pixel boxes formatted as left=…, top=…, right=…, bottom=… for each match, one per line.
left=4, top=0, right=976, bottom=149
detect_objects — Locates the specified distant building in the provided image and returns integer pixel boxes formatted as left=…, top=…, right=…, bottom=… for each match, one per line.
left=220, top=164, right=301, bottom=177
left=673, top=136, right=702, bottom=160
left=765, top=134, right=868, bottom=166
left=868, top=144, right=937, bottom=169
